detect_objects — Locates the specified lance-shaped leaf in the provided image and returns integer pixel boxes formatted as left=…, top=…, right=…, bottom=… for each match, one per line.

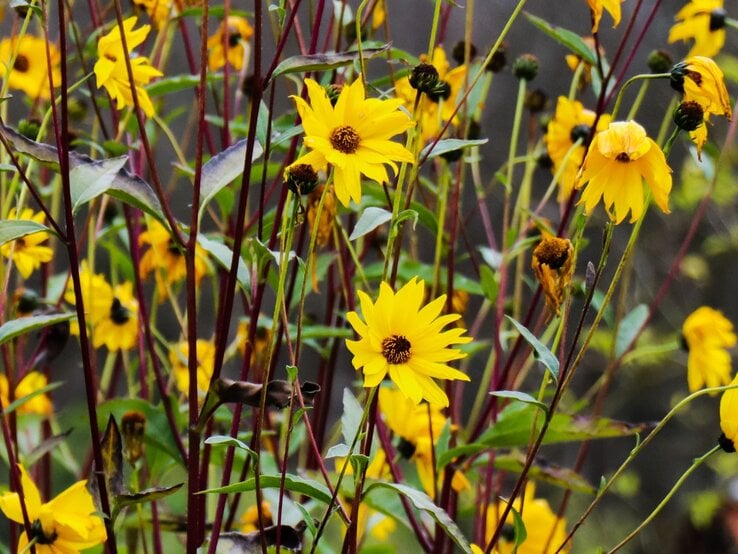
left=0, top=312, right=75, bottom=346
left=524, top=13, right=597, bottom=65
left=494, top=452, right=596, bottom=494
left=349, top=207, right=392, bottom=241
left=0, top=219, right=56, bottom=245
left=270, top=44, right=391, bottom=81
left=70, top=156, right=129, bottom=213
left=506, top=315, right=559, bottom=381
left=100, top=415, right=124, bottom=499
left=420, top=138, right=488, bottom=160
left=213, top=523, right=305, bottom=553
left=25, top=430, right=72, bottom=467
left=198, top=234, right=251, bottom=294
left=0, top=122, right=164, bottom=222
left=112, top=483, right=184, bottom=522
left=201, top=474, right=332, bottom=505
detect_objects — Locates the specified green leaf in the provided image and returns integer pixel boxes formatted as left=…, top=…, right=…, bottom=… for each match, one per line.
left=204, top=435, right=256, bottom=458
left=489, top=390, right=547, bottom=413
left=0, top=313, right=75, bottom=346
left=200, top=474, right=332, bottom=505
left=420, top=138, right=488, bottom=160
left=341, top=388, right=364, bottom=448
left=325, top=443, right=350, bottom=459
left=510, top=505, right=527, bottom=549
left=198, top=235, right=251, bottom=294
left=505, top=316, right=559, bottom=381
left=199, top=138, right=263, bottom=220
left=524, top=13, right=597, bottom=64
left=0, top=220, right=54, bottom=245
left=493, top=452, right=595, bottom=494
left=479, top=264, right=499, bottom=302
left=364, top=482, right=472, bottom=553
left=349, top=207, right=392, bottom=241
left=270, top=44, right=391, bottom=81
left=4, top=381, right=64, bottom=415
left=615, top=304, right=648, bottom=358
left=147, top=73, right=223, bottom=97
left=70, top=156, right=129, bottom=213
left=113, top=483, right=183, bottom=521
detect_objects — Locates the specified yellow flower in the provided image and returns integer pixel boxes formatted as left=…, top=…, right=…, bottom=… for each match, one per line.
left=94, top=16, right=163, bottom=117
left=0, top=465, right=107, bottom=553
left=133, top=0, right=175, bottom=28
left=487, top=483, right=570, bottom=554
left=544, top=96, right=611, bottom=201
left=240, top=501, right=273, bottom=533
left=587, top=0, right=623, bottom=33
left=0, top=35, right=61, bottom=100
left=346, top=278, right=471, bottom=406
left=65, top=263, right=139, bottom=351
left=290, top=77, right=415, bottom=207
left=207, top=16, right=254, bottom=71
left=139, top=220, right=209, bottom=299
left=169, top=339, right=216, bottom=399
left=0, top=372, right=53, bottom=416
left=577, top=120, right=672, bottom=224
left=672, top=56, right=732, bottom=119
left=668, top=0, right=726, bottom=58
left=532, top=234, right=575, bottom=317
left=719, top=374, right=738, bottom=451
left=372, top=0, right=387, bottom=29
left=0, top=209, right=53, bottom=279
left=682, top=306, right=736, bottom=392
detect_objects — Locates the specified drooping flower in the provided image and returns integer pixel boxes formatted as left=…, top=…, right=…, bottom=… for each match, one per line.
left=169, top=339, right=216, bottom=400
left=0, top=465, right=107, bottom=553
left=577, top=120, right=672, bottom=224
left=682, top=306, right=736, bottom=392
left=668, top=0, right=727, bottom=58
left=207, top=16, right=254, bottom=71
left=0, top=208, right=54, bottom=279
left=138, top=220, right=209, bottom=299
left=132, top=0, right=175, bottom=28
left=94, top=16, right=163, bottom=117
left=719, top=374, right=738, bottom=452
left=586, top=0, right=623, bottom=33
left=486, top=482, right=570, bottom=554
left=544, top=96, right=611, bottom=201
left=0, top=372, right=53, bottom=416
left=532, top=233, right=575, bottom=317
left=346, top=277, right=471, bottom=406
left=0, top=36, right=61, bottom=100
left=290, top=77, right=415, bottom=207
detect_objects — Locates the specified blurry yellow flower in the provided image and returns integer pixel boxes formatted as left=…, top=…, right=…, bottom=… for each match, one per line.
left=532, top=234, right=575, bottom=317
left=0, top=36, right=61, bottom=100
left=133, top=0, right=175, bottom=28
left=668, top=0, right=726, bottom=58
left=236, top=319, right=271, bottom=368
left=94, top=16, right=163, bottom=117
left=207, top=16, right=254, bottom=71
left=0, top=465, right=106, bottom=553
left=139, top=220, right=209, bottom=299
left=240, top=501, right=273, bottom=533
left=719, top=374, right=738, bottom=451
left=346, top=277, right=471, bottom=406
left=587, top=0, right=623, bottom=32
left=544, top=96, right=611, bottom=201
left=577, top=120, right=672, bottom=224
left=290, top=77, right=414, bottom=207
left=170, top=339, right=216, bottom=399
left=0, top=372, right=53, bottom=416
left=0, top=209, right=53, bottom=279
left=487, top=482, right=570, bottom=554
left=372, top=0, right=387, bottom=29
left=682, top=306, right=736, bottom=392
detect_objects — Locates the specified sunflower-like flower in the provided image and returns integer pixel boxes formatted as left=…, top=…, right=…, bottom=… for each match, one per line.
left=132, top=0, right=175, bottom=28
left=290, top=77, right=415, bottom=207
left=577, top=120, right=672, bottom=224
left=682, top=306, right=736, bottom=392
left=0, top=464, right=107, bottom=553
left=93, top=16, right=163, bottom=117
left=65, top=262, right=140, bottom=351
left=346, top=277, right=471, bottom=406
left=544, top=96, right=611, bottom=201
left=240, top=501, right=273, bottom=533
left=395, top=47, right=469, bottom=144
left=169, top=339, right=216, bottom=400
left=207, top=16, right=254, bottom=71
left=668, top=0, right=727, bottom=58
left=486, top=482, right=570, bottom=554
left=532, top=233, right=575, bottom=317
left=719, top=374, right=738, bottom=452
left=586, top=0, right=623, bottom=33
left=138, top=220, right=209, bottom=299
left=0, top=372, right=53, bottom=416
left=0, top=36, right=61, bottom=100
left=0, top=208, right=54, bottom=279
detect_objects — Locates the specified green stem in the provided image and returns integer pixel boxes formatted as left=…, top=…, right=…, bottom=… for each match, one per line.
left=610, top=73, right=669, bottom=120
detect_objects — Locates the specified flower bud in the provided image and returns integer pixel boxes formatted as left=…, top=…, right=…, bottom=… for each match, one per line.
left=452, top=40, right=477, bottom=65
left=512, top=54, right=539, bottom=81
left=524, top=88, right=548, bottom=113
left=647, top=49, right=673, bottom=74
left=121, top=411, right=146, bottom=466
left=409, top=63, right=440, bottom=94
left=485, top=42, right=507, bottom=73
left=674, top=101, right=704, bottom=132
left=285, top=163, right=319, bottom=196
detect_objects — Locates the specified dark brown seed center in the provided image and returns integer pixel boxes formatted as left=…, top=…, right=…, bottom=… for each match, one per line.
left=13, top=54, right=29, bottom=73
left=381, top=334, right=411, bottom=364
left=615, top=152, right=631, bottom=162
left=329, top=125, right=360, bottom=154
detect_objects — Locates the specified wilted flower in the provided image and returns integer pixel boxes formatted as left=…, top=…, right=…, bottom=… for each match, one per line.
left=532, top=234, right=575, bottom=317
left=682, top=306, right=736, bottom=392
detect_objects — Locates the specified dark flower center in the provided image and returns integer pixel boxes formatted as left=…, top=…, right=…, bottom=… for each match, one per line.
left=329, top=125, right=361, bottom=154
left=13, top=54, right=29, bottom=73
left=381, top=334, right=412, bottom=364
left=426, top=80, right=451, bottom=103
left=536, top=238, right=570, bottom=270
left=719, top=432, right=736, bottom=453
left=228, top=31, right=242, bottom=48
left=110, top=297, right=131, bottom=324
left=710, top=8, right=727, bottom=32
left=615, top=152, right=631, bottom=162
left=569, top=124, right=592, bottom=147
left=167, top=239, right=182, bottom=256
left=397, top=437, right=416, bottom=459
left=29, top=519, right=57, bottom=545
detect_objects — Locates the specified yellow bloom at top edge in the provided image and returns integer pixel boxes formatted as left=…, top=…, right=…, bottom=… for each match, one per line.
left=0, top=465, right=106, bottom=552
left=346, top=277, right=471, bottom=407
left=683, top=306, right=736, bottom=393
left=93, top=16, right=163, bottom=117
left=576, top=120, right=672, bottom=224
left=207, top=16, right=254, bottom=72
left=668, top=0, right=726, bottom=58
left=586, top=0, right=623, bottom=33
left=720, top=374, right=738, bottom=450
left=133, top=0, right=175, bottom=29
left=290, top=77, right=415, bottom=207
left=0, top=208, right=53, bottom=279
left=0, top=35, right=61, bottom=100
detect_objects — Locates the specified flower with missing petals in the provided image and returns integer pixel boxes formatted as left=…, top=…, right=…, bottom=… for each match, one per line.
left=586, top=0, right=623, bottom=33
left=668, top=0, right=727, bottom=58
left=532, top=233, right=575, bottom=316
